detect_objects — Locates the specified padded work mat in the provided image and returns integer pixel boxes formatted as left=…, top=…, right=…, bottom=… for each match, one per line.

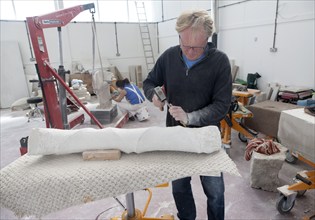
left=0, top=149, right=240, bottom=218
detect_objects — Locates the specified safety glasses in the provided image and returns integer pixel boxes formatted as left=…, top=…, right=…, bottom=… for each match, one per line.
left=179, top=35, right=207, bottom=53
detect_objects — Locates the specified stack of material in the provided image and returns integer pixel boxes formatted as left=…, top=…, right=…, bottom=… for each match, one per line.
left=108, top=66, right=124, bottom=80
left=277, top=86, right=314, bottom=104
left=69, top=72, right=93, bottom=94
left=68, top=85, right=91, bottom=103
left=129, top=65, right=142, bottom=88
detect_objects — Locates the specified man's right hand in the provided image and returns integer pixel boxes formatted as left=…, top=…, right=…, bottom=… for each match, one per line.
left=152, top=94, right=165, bottom=111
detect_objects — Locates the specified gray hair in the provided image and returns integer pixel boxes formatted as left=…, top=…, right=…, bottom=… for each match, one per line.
left=175, top=9, right=214, bottom=38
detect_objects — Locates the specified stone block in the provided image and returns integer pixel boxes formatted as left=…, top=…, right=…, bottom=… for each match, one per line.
left=90, top=104, right=118, bottom=124
left=250, top=144, right=287, bottom=192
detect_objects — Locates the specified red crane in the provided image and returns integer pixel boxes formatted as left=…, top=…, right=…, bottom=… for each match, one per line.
left=26, top=3, right=104, bottom=129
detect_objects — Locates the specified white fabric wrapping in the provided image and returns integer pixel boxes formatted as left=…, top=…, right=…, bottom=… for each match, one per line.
left=0, top=150, right=240, bottom=218
left=28, top=126, right=222, bottom=155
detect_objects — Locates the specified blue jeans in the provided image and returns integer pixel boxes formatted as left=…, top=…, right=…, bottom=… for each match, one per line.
left=172, top=174, right=225, bottom=220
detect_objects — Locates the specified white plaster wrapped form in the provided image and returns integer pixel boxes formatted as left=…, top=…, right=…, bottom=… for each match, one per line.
left=28, top=125, right=222, bottom=155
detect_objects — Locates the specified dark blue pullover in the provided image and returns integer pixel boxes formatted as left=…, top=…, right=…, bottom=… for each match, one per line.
left=143, top=42, right=232, bottom=128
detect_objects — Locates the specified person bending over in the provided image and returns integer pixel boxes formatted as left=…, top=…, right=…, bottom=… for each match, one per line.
left=113, top=78, right=148, bottom=121
left=143, top=9, right=232, bottom=220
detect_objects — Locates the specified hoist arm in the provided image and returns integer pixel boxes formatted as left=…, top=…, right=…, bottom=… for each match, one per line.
left=32, top=3, right=94, bottom=29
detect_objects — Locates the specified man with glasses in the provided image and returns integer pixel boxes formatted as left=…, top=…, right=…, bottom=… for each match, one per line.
left=143, top=9, right=232, bottom=220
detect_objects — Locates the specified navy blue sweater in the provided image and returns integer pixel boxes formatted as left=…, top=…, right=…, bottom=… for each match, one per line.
left=143, top=42, right=232, bottom=127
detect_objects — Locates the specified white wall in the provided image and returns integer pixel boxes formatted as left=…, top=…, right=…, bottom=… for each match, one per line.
left=158, top=19, right=178, bottom=54
left=157, top=0, right=314, bottom=92
left=161, top=1, right=211, bottom=22
left=218, top=0, right=314, bottom=91
left=0, top=41, right=29, bottom=108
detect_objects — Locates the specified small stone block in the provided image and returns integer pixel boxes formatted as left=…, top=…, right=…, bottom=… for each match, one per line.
left=82, top=149, right=121, bottom=161
left=90, top=105, right=118, bottom=124
left=250, top=144, right=287, bottom=192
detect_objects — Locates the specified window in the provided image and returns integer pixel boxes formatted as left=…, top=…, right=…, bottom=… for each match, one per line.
left=0, top=1, right=55, bottom=20
left=0, top=0, right=159, bottom=22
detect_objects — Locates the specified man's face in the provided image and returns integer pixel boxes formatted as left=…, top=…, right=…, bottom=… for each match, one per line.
left=179, top=27, right=208, bottom=61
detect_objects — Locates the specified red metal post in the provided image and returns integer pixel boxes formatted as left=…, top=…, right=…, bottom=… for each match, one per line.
left=25, top=4, right=103, bottom=129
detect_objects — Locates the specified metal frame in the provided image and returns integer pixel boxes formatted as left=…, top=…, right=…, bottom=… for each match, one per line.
left=26, top=3, right=103, bottom=129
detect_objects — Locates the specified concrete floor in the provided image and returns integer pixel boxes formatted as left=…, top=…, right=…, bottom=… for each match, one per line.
left=1, top=97, right=314, bottom=220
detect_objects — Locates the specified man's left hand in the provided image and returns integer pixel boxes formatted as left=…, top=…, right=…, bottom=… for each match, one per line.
left=169, top=105, right=188, bottom=124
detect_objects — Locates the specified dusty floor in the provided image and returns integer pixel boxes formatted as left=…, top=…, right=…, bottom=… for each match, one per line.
left=0, top=97, right=314, bottom=220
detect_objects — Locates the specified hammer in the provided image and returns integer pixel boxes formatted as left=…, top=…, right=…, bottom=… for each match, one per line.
left=154, top=86, right=186, bottom=126
left=154, top=86, right=170, bottom=111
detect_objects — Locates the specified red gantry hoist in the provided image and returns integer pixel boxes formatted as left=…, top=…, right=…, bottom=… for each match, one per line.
left=26, top=3, right=104, bottom=129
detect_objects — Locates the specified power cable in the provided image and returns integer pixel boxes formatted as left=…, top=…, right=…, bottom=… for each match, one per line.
left=95, top=197, right=126, bottom=220
left=95, top=205, right=119, bottom=220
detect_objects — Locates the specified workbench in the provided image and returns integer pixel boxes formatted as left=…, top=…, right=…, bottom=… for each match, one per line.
left=276, top=108, right=315, bottom=216
left=0, top=150, right=240, bottom=218
left=245, top=100, right=301, bottom=138
left=278, top=108, right=315, bottom=162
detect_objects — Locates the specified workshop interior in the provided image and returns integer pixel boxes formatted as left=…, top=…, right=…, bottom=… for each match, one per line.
left=0, top=0, right=314, bottom=220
